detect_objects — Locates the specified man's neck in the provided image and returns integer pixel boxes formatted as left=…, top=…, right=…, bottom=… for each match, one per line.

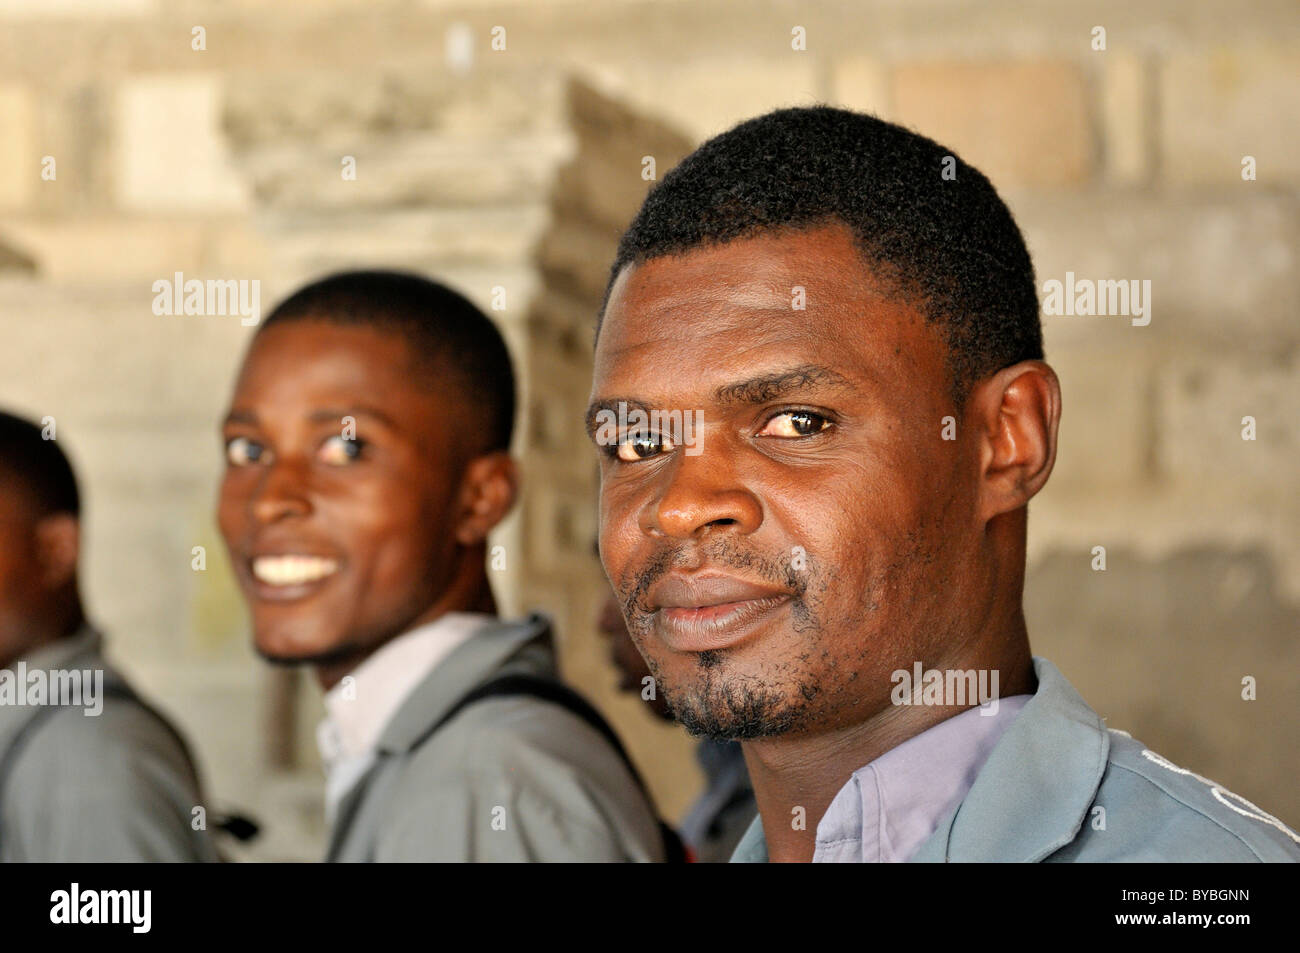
left=1, top=604, right=86, bottom=670
left=313, top=561, right=497, bottom=692
left=743, top=638, right=1036, bottom=863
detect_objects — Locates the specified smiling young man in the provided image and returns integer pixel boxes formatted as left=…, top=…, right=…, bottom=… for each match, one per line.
left=218, top=271, right=666, bottom=862
left=588, top=107, right=1300, bottom=863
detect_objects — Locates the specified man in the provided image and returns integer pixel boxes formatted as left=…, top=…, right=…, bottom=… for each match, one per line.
left=217, top=270, right=665, bottom=861
left=597, top=587, right=755, bottom=862
left=587, top=106, right=1300, bottom=862
left=0, top=411, right=218, bottom=862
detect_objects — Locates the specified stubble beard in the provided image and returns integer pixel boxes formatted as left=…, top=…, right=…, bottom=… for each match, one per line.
left=622, top=539, right=832, bottom=741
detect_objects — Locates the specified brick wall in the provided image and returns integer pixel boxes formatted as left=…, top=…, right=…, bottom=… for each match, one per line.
left=0, top=0, right=1296, bottom=854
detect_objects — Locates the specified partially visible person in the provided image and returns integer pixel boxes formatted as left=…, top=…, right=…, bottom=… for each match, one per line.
left=597, top=587, right=755, bottom=862
left=217, top=271, right=669, bottom=862
left=0, top=411, right=219, bottom=862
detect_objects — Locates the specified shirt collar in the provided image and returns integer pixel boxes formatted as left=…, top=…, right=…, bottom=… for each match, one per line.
left=812, top=695, right=1030, bottom=862
left=374, top=612, right=553, bottom=754
left=731, top=657, right=1110, bottom=863
left=316, top=612, right=491, bottom=767
left=910, top=656, right=1109, bottom=862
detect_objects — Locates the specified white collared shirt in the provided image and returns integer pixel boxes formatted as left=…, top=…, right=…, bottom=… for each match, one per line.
left=316, top=612, right=491, bottom=823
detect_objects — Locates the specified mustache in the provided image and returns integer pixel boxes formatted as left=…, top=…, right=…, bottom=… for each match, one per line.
left=620, top=538, right=809, bottom=622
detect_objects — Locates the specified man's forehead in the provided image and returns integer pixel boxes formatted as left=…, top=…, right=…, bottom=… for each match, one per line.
left=596, top=291, right=916, bottom=399
left=601, top=226, right=898, bottom=344
left=608, top=225, right=865, bottom=306
left=593, top=280, right=950, bottom=420
left=245, top=322, right=427, bottom=387
left=231, top=323, right=442, bottom=428
left=608, top=267, right=794, bottom=325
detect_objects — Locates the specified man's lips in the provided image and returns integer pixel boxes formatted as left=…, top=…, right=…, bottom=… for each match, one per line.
left=648, top=573, right=793, bottom=653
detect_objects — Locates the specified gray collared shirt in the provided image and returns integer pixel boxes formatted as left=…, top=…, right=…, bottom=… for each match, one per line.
left=732, top=656, right=1300, bottom=862
left=325, top=613, right=666, bottom=862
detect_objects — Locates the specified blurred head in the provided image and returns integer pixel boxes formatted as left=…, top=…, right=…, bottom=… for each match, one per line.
left=590, top=107, right=1058, bottom=740
left=217, top=271, right=518, bottom=686
left=0, top=411, right=83, bottom=667
left=597, top=587, right=671, bottom=720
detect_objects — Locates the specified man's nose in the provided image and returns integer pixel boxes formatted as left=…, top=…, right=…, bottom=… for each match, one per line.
left=250, top=458, right=312, bottom=524
left=645, top=448, right=762, bottom=540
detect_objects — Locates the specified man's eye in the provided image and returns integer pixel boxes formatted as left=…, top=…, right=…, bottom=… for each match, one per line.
left=755, top=411, right=832, bottom=438
left=225, top=436, right=267, bottom=466
left=319, top=435, right=365, bottom=466
left=615, top=430, right=674, bottom=462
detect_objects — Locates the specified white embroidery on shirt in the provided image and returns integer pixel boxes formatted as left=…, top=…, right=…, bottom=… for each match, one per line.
left=1140, top=748, right=1300, bottom=844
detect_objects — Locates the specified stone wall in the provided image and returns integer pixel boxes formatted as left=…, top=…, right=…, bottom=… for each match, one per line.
left=0, top=0, right=1296, bottom=855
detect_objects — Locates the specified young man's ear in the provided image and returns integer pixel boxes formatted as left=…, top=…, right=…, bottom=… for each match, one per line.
left=455, top=452, right=519, bottom=546
left=35, top=513, right=80, bottom=589
left=969, top=360, right=1062, bottom=523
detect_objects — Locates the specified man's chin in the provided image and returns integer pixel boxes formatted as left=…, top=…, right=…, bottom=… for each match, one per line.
left=664, top=679, right=817, bottom=741
left=253, top=632, right=364, bottom=670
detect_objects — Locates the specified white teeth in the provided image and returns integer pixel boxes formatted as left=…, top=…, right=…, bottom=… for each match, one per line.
left=252, top=555, right=340, bottom=586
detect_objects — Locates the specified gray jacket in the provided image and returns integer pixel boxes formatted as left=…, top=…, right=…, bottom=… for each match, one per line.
left=0, top=627, right=219, bottom=862
left=326, top=614, right=665, bottom=862
left=731, top=655, right=1300, bottom=862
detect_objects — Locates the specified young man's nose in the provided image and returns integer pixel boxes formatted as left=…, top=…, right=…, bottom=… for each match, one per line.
left=251, top=458, right=313, bottom=524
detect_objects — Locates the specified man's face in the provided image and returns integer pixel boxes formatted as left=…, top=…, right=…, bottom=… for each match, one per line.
left=217, top=320, right=468, bottom=666
left=591, top=223, right=986, bottom=740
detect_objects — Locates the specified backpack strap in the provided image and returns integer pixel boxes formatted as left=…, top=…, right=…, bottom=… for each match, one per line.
left=432, top=672, right=689, bottom=862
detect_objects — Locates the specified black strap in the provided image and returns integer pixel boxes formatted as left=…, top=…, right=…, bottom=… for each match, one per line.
left=432, top=673, right=688, bottom=862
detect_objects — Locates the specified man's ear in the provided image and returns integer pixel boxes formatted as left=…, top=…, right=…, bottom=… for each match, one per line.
left=35, top=513, right=80, bottom=589
left=969, top=360, right=1062, bottom=523
left=454, top=451, right=519, bottom=546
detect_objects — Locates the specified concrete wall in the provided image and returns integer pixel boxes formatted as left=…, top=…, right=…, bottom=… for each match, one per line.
left=0, top=0, right=1295, bottom=857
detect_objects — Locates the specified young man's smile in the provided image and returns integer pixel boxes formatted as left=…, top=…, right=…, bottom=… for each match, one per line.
left=245, top=552, right=343, bottom=597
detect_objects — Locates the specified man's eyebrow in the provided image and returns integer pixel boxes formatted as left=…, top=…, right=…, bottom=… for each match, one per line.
left=307, top=407, right=400, bottom=429
left=713, top=364, right=856, bottom=407
left=584, top=397, right=652, bottom=442
left=223, top=409, right=257, bottom=427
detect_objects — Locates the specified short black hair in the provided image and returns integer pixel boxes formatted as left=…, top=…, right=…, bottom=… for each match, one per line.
left=260, top=270, right=516, bottom=453
left=600, top=106, right=1042, bottom=402
left=0, top=410, right=81, bottom=518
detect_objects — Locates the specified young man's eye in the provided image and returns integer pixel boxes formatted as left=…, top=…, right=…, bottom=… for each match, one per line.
left=319, top=435, right=365, bottom=466
left=755, top=410, right=832, bottom=438
left=615, top=430, right=674, bottom=462
left=225, top=436, right=268, bottom=466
